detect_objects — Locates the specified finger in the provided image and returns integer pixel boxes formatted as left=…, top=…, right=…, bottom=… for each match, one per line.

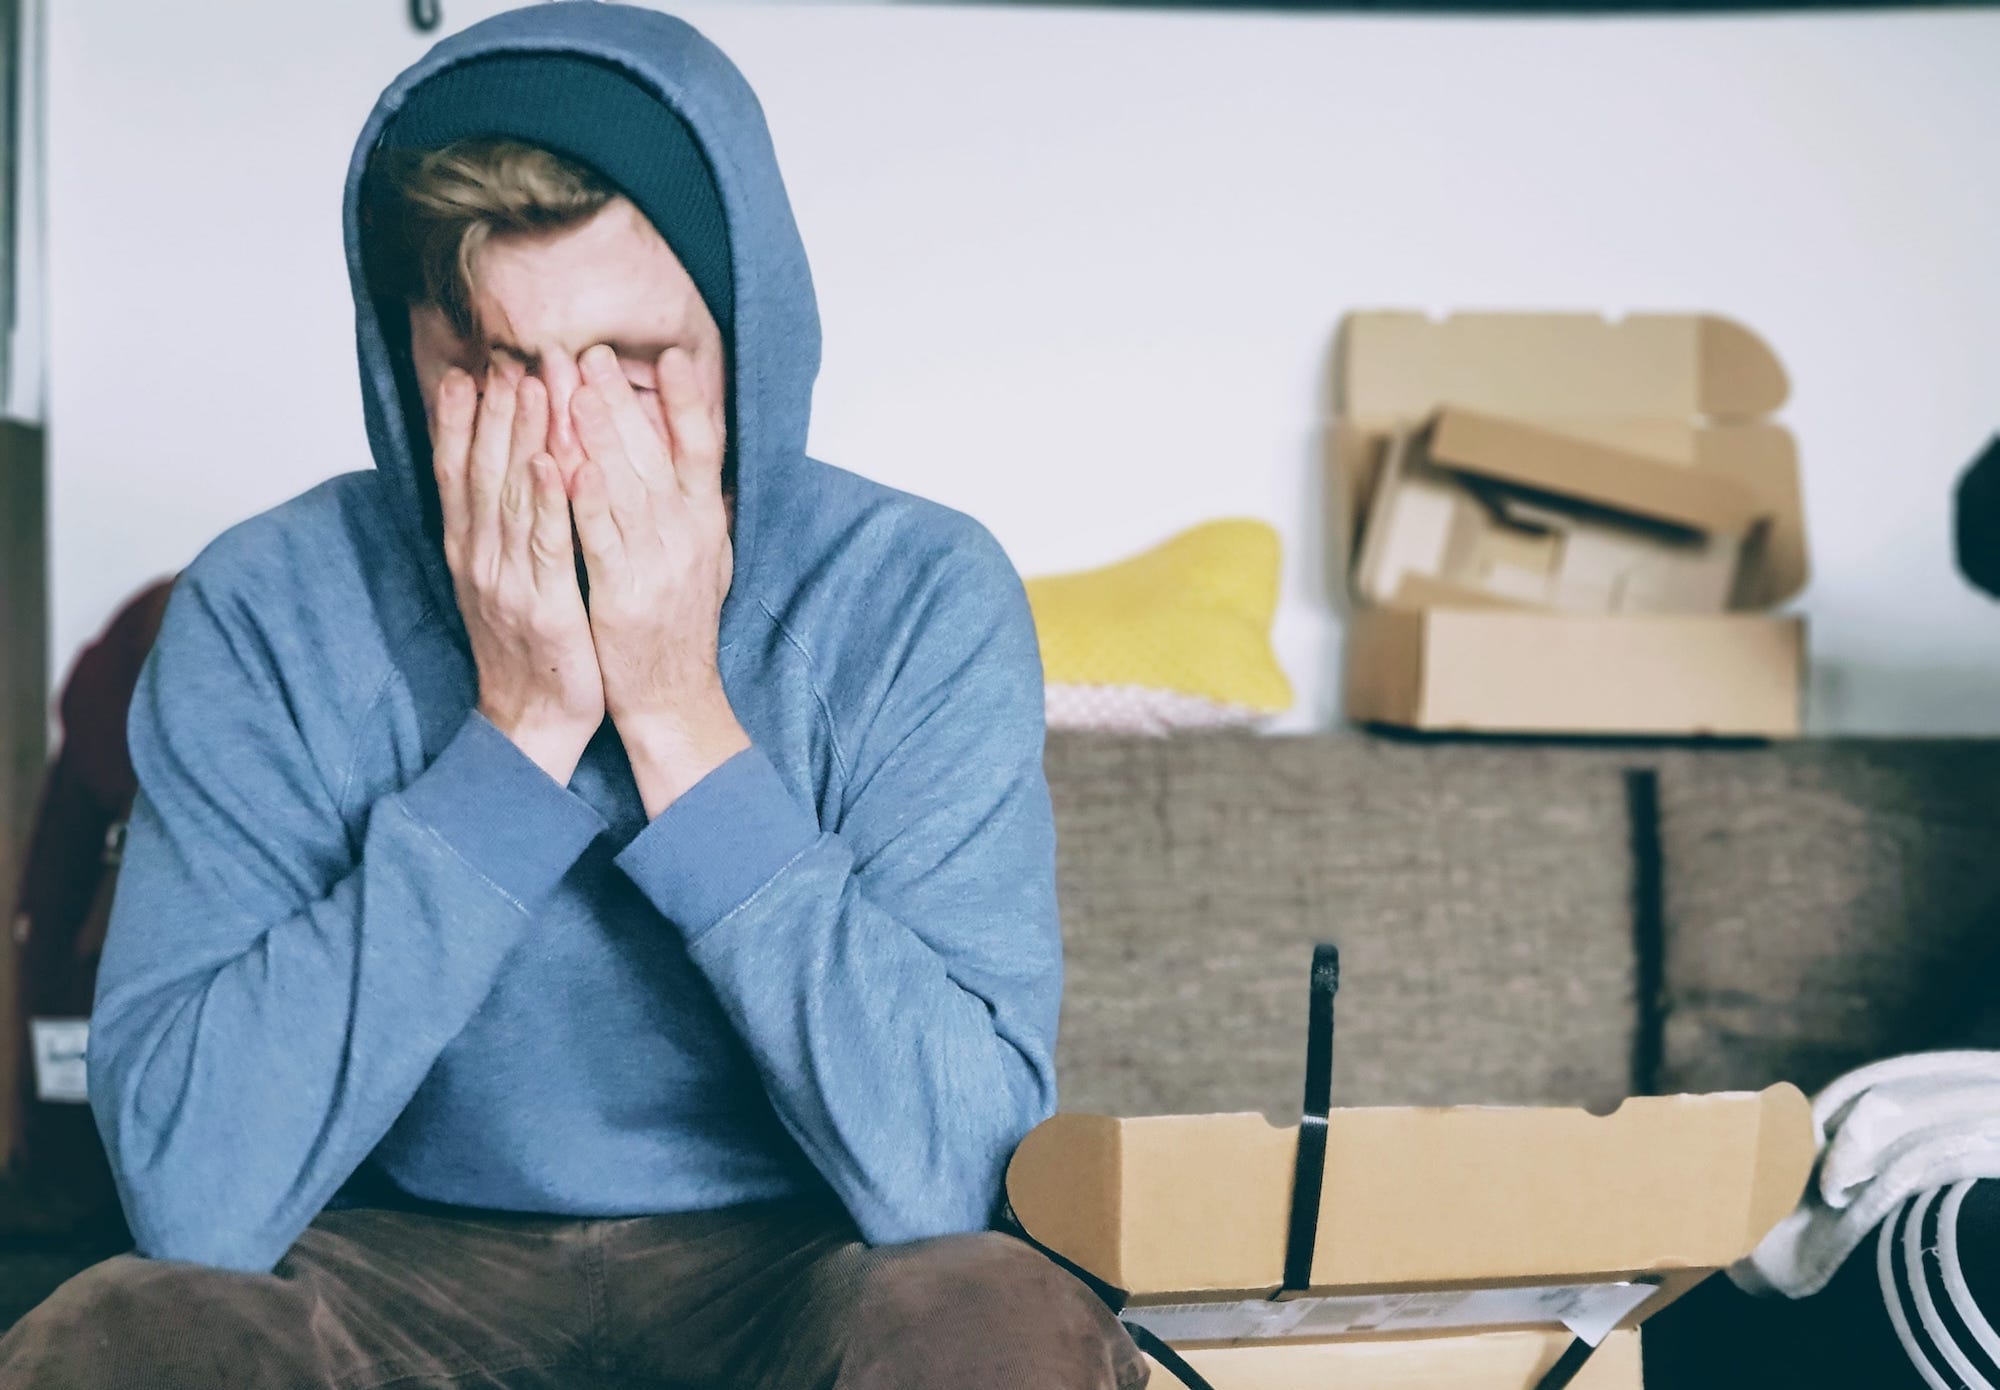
left=527, top=452, right=576, bottom=583
left=431, top=369, right=476, bottom=552
left=568, top=456, right=626, bottom=583
left=467, top=358, right=519, bottom=542
left=497, top=421, right=536, bottom=568
left=579, top=343, right=672, bottom=498
left=510, top=374, right=549, bottom=479
left=570, top=379, right=652, bottom=530
left=656, top=346, right=724, bottom=502
left=693, top=342, right=727, bottom=451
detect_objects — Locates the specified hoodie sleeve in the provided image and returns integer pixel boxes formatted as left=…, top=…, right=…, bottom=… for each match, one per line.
left=612, top=526, right=1062, bottom=1246
left=87, top=563, right=607, bottom=1273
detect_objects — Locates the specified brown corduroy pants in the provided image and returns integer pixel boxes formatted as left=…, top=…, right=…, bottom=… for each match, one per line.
left=0, top=1195, right=1151, bottom=1389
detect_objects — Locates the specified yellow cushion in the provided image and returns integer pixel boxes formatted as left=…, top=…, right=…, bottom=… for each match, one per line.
left=1025, top=519, right=1293, bottom=717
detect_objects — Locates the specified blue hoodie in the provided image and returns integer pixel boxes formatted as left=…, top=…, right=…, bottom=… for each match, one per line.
left=86, top=1, right=1061, bottom=1275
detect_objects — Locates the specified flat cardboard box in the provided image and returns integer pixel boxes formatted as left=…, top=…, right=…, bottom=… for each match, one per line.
left=1007, top=1086, right=1814, bottom=1387
left=1333, top=311, right=1811, bottom=737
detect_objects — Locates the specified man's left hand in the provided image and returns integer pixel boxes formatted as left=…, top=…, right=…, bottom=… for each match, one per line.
left=569, top=341, right=749, bottom=819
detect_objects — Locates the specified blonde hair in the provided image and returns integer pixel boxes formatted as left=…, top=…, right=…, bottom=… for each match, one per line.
left=363, top=137, right=615, bottom=343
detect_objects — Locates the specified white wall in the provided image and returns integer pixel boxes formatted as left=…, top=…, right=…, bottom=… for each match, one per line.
left=45, top=1, right=2000, bottom=733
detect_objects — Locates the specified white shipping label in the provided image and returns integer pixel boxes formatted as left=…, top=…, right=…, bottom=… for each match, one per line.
left=1127, top=1279, right=1660, bottom=1347
left=30, top=1018, right=90, bottom=1103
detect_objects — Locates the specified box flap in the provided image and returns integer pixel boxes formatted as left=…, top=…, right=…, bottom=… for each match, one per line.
left=1006, top=1086, right=1814, bottom=1300
left=1425, top=409, right=1771, bottom=537
left=1698, top=424, right=1809, bottom=607
left=1337, top=312, right=1787, bottom=422
left=1004, top=1113, right=1129, bottom=1285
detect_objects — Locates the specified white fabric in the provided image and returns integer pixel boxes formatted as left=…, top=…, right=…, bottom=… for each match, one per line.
left=1732, top=1051, right=2000, bottom=1299
left=1044, top=683, right=1264, bottom=736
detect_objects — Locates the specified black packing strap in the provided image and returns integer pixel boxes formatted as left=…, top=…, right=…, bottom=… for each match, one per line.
left=993, top=1198, right=1223, bottom=1390
left=994, top=1196, right=1129, bottom=1314
left=1283, top=942, right=1341, bottom=1293
left=998, top=942, right=1341, bottom=1390
left=1120, top=1319, right=1222, bottom=1390
left=1531, top=1335, right=1599, bottom=1390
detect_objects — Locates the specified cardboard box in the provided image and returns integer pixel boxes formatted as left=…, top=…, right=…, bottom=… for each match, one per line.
left=1006, top=1086, right=1814, bottom=1389
left=1151, top=1328, right=1641, bottom=1390
left=1334, top=311, right=1810, bottom=737
left=1354, top=409, right=1770, bottom=616
left=1344, top=608, right=1806, bottom=739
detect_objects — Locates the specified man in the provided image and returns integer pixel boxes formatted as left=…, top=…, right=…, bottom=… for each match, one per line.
left=0, top=5, right=1147, bottom=1387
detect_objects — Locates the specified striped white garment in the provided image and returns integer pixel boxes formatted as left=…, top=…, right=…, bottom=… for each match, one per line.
left=1878, top=1182, right=2000, bottom=1390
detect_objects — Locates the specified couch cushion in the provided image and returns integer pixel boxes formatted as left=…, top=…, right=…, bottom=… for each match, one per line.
left=1654, top=741, right=2000, bottom=1096
left=1044, top=733, right=1639, bottom=1119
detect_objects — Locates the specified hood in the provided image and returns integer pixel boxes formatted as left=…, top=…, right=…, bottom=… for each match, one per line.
left=342, top=1, right=822, bottom=638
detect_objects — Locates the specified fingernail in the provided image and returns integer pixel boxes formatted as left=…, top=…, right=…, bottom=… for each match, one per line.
left=585, top=344, right=616, bottom=374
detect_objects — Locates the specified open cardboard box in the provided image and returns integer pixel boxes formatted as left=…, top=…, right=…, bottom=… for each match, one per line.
left=1355, top=408, right=1773, bottom=616
left=1005, top=1087, right=1815, bottom=1389
left=1333, top=311, right=1810, bottom=737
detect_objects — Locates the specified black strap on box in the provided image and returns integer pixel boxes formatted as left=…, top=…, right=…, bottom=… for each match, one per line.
left=992, top=1194, right=1223, bottom=1390
left=1282, top=942, right=1341, bottom=1293
left=1533, top=1335, right=1601, bottom=1390
left=998, top=944, right=1340, bottom=1390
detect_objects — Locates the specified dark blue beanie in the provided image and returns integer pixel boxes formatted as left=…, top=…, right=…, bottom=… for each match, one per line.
left=373, top=51, right=734, bottom=352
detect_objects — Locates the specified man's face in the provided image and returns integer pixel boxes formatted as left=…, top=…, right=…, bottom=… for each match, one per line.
left=407, top=194, right=727, bottom=497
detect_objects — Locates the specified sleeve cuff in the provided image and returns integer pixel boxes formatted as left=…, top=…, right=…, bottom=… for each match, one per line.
left=613, top=744, right=822, bottom=936
left=396, top=709, right=609, bottom=909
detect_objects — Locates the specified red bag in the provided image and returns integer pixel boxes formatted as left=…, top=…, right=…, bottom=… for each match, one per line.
left=7, top=577, right=176, bottom=1235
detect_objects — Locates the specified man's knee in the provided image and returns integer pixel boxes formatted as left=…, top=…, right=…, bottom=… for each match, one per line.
left=842, top=1230, right=1148, bottom=1389
left=0, top=1252, right=318, bottom=1390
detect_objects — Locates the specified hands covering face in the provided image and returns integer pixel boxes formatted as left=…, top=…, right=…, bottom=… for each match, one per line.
left=566, top=342, right=734, bottom=736
left=430, top=343, right=742, bottom=799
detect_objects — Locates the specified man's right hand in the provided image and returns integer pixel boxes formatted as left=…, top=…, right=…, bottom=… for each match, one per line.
left=431, top=359, right=605, bottom=786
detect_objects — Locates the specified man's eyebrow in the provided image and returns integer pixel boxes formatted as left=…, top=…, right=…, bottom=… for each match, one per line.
left=483, top=340, right=535, bottom=367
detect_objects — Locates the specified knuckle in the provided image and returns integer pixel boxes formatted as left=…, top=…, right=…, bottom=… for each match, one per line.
left=465, top=542, right=499, bottom=589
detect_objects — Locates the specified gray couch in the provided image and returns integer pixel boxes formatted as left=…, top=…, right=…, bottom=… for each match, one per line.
left=1046, top=732, right=2000, bottom=1121
left=4, top=731, right=1997, bottom=1349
